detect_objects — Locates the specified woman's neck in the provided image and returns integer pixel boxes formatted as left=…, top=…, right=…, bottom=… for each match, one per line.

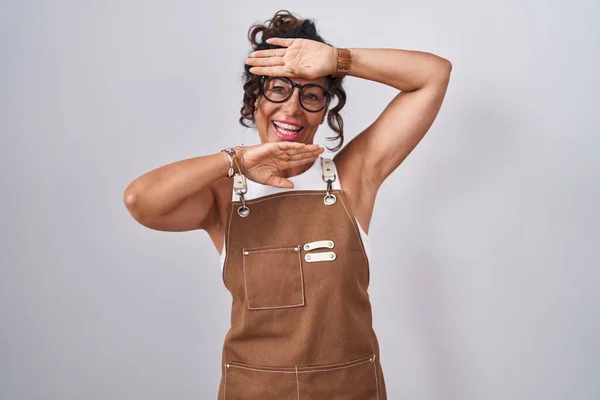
left=278, top=160, right=314, bottom=178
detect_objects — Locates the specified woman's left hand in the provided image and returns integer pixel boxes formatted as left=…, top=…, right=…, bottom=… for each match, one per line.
left=245, top=38, right=336, bottom=79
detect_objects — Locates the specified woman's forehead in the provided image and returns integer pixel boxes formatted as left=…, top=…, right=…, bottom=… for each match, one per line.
left=281, top=76, right=329, bottom=87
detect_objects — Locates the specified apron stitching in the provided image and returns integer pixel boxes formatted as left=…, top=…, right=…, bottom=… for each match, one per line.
left=298, top=359, right=373, bottom=373
left=295, top=366, right=300, bottom=400
left=246, top=247, right=300, bottom=253
left=241, top=249, right=250, bottom=308
left=372, top=357, right=380, bottom=400
left=225, top=357, right=374, bottom=374
left=222, top=204, right=235, bottom=287
left=337, top=192, right=370, bottom=273
left=249, top=303, right=305, bottom=310
left=298, top=248, right=306, bottom=309
left=223, top=363, right=227, bottom=400
left=232, top=191, right=337, bottom=205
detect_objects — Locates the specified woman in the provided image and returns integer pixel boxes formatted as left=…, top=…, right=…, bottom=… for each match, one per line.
left=124, top=10, right=451, bottom=400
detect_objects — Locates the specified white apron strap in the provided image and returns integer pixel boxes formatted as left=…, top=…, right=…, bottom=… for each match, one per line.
left=321, top=158, right=337, bottom=205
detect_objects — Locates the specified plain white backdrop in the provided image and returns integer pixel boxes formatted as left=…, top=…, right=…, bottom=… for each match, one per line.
left=1, top=1, right=599, bottom=399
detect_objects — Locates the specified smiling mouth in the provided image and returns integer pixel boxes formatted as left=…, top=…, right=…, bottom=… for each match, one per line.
left=272, top=121, right=304, bottom=140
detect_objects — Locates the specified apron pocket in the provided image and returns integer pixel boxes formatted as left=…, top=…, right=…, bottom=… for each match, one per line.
left=243, top=245, right=305, bottom=310
left=224, top=354, right=379, bottom=400
left=223, top=362, right=298, bottom=400
left=297, top=354, right=380, bottom=399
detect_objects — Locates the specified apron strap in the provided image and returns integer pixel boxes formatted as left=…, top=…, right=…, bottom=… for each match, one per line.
left=321, top=158, right=336, bottom=183
left=321, top=158, right=337, bottom=205
left=236, top=158, right=338, bottom=216
left=233, top=173, right=251, bottom=217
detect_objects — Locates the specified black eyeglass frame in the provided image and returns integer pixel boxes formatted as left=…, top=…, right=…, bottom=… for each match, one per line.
left=258, top=76, right=333, bottom=113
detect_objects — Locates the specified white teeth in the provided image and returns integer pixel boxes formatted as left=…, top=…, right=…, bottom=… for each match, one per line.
left=274, top=121, right=302, bottom=131
left=275, top=127, right=297, bottom=136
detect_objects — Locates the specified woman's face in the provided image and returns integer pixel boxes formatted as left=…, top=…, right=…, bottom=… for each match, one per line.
left=254, top=77, right=330, bottom=145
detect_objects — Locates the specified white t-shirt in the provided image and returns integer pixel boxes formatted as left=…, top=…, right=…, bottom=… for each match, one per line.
left=219, top=156, right=371, bottom=273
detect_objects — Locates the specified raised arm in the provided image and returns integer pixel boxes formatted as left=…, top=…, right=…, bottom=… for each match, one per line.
left=123, top=143, right=323, bottom=232
left=123, top=152, right=231, bottom=232
left=336, top=48, right=452, bottom=190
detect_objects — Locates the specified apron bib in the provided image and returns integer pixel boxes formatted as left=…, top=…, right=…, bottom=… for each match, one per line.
left=218, top=158, right=387, bottom=399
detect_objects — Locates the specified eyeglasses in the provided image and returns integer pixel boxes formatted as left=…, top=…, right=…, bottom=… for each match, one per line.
left=259, top=76, right=332, bottom=113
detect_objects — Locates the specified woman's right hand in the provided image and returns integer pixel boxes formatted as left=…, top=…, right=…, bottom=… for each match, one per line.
left=235, top=142, right=324, bottom=188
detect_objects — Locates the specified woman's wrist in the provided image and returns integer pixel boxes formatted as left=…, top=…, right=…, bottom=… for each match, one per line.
left=221, top=149, right=235, bottom=178
left=232, top=146, right=245, bottom=175
left=330, top=47, right=339, bottom=76
left=221, top=147, right=245, bottom=177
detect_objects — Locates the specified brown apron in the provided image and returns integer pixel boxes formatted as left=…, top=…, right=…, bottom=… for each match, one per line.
left=217, top=158, right=387, bottom=399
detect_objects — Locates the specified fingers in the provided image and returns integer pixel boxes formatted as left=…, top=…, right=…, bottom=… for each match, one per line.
left=280, top=147, right=324, bottom=163
left=279, top=149, right=322, bottom=162
left=249, top=48, right=286, bottom=58
left=265, top=37, right=294, bottom=47
left=285, top=151, right=322, bottom=161
left=273, top=144, right=323, bottom=158
left=271, top=141, right=323, bottom=164
left=268, top=142, right=323, bottom=166
left=248, top=65, right=293, bottom=77
left=245, top=57, right=285, bottom=67
left=274, top=142, right=321, bottom=151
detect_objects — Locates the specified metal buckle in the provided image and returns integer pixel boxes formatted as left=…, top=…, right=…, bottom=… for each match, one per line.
left=321, top=158, right=337, bottom=206
left=324, top=179, right=337, bottom=205
left=233, top=173, right=250, bottom=217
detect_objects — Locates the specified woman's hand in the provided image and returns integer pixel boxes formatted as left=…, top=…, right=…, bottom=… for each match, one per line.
left=236, top=142, right=324, bottom=188
left=245, top=38, right=336, bottom=79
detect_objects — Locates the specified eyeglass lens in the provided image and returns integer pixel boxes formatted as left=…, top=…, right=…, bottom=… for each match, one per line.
left=262, top=78, right=329, bottom=112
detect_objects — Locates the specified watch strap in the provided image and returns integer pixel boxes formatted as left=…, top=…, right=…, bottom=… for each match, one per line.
left=332, top=48, right=351, bottom=78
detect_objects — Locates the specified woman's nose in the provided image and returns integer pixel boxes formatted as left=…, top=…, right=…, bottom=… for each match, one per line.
left=281, top=89, right=303, bottom=113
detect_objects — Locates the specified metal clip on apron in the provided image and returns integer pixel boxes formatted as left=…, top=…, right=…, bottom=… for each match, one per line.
left=234, top=158, right=337, bottom=218
left=219, top=157, right=387, bottom=399
left=233, top=173, right=250, bottom=217
left=321, top=158, right=337, bottom=205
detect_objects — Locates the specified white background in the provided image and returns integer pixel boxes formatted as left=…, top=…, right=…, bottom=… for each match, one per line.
left=1, top=1, right=599, bottom=399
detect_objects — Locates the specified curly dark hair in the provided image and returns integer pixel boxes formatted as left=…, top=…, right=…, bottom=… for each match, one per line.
left=239, top=10, right=347, bottom=151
